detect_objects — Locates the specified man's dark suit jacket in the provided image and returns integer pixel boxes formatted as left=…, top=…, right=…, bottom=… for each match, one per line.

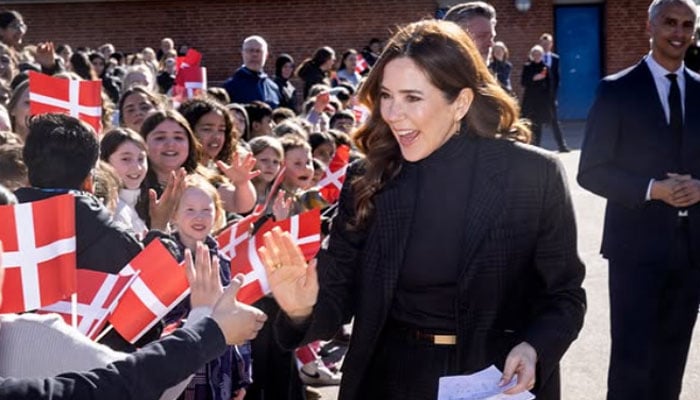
left=578, top=59, right=700, bottom=265
left=548, top=53, right=561, bottom=96
left=276, top=135, right=586, bottom=400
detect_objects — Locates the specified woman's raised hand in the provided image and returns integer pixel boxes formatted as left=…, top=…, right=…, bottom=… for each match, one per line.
left=258, top=227, right=318, bottom=321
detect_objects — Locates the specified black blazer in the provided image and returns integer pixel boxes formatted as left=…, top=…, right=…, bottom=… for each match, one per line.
left=277, top=135, right=586, bottom=400
left=521, top=61, right=552, bottom=123
left=578, top=58, right=700, bottom=264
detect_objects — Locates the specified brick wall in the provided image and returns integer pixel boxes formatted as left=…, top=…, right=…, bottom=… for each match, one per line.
left=10, top=0, right=650, bottom=99
left=12, top=0, right=436, bottom=83
left=604, top=1, right=649, bottom=74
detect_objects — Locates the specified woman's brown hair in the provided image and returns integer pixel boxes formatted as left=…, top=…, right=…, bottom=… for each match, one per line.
left=351, top=19, right=530, bottom=229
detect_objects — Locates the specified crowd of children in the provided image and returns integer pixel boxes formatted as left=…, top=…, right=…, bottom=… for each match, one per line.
left=0, top=7, right=371, bottom=400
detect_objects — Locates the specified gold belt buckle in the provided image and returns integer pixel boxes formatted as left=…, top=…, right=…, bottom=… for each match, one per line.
left=433, top=334, right=457, bottom=345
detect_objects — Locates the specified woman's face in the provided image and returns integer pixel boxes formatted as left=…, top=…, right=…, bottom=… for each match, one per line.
left=531, top=50, right=543, bottom=63
left=283, top=147, right=314, bottom=190
left=122, top=92, right=156, bottom=132
left=344, top=54, right=357, bottom=71
left=281, top=62, right=294, bottom=79
left=379, top=57, right=471, bottom=162
left=10, top=86, right=30, bottom=140
left=254, top=147, right=282, bottom=184
left=91, top=58, right=105, bottom=77
left=194, top=110, right=226, bottom=161
left=145, top=119, right=190, bottom=176
left=492, top=46, right=505, bottom=61
left=321, top=54, right=336, bottom=72
left=108, top=140, right=148, bottom=190
left=0, top=18, right=26, bottom=48
left=174, top=186, right=215, bottom=246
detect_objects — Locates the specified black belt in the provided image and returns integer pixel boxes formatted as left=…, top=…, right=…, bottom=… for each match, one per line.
left=386, top=320, right=457, bottom=346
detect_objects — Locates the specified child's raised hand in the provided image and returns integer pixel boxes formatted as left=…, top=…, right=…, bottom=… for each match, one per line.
left=149, top=167, right=186, bottom=231
left=216, top=153, right=260, bottom=186
left=272, top=190, right=292, bottom=221
left=184, top=241, right=223, bottom=309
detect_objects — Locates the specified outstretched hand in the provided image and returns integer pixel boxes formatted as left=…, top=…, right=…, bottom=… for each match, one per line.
left=258, top=227, right=318, bottom=321
left=210, top=273, right=268, bottom=345
left=184, top=242, right=223, bottom=309
left=216, top=153, right=260, bottom=186
left=35, top=41, right=57, bottom=69
left=500, top=341, right=537, bottom=395
left=149, top=168, right=186, bottom=231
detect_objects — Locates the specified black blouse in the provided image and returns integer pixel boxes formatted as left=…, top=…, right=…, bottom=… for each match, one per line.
left=390, top=132, right=475, bottom=332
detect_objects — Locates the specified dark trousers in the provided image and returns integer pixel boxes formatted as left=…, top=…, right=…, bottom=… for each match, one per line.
left=363, top=323, right=460, bottom=400
left=245, top=296, right=305, bottom=400
left=607, top=222, right=700, bottom=400
left=547, top=100, right=568, bottom=149
left=532, top=100, right=568, bottom=150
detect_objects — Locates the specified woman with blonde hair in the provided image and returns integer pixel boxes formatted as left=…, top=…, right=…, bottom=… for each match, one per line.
left=488, top=41, right=513, bottom=94
left=259, top=19, right=585, bottom=400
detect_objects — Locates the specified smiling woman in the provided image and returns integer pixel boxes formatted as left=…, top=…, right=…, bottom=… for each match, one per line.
left=259, top=19, right=586, bottom=400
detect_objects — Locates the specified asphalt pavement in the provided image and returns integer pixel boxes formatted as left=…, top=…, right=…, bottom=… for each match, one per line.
left=314, top=121, right=700, bottom=399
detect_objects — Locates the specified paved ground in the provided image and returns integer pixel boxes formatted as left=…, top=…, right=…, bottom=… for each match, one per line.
left=314, top=121, right=700, bottom=399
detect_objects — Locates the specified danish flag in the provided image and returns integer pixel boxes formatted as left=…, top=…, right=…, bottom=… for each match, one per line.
left=0, top=194, right=76, bottom=314
left=174, top=49, right=206, bottom=100
left=175, top=49, right=202, bottom=71
left=355, top=53, right=369, bottom=74
left=216, top=209, right=322, bottom=305
left=38, top=269, right=136, bottom=340
left=108, top=240, right=189, bottom=343
left=318, top=145, right=350, bottom=204
left=174, top=67, right=207, bottom=99
left=28, top=71, right=103, bottom=134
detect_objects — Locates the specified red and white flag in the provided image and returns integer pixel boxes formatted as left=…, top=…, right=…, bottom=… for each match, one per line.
left=175, top=49, right=202, bottom=71
left=38, top=269, right=136, bottom=340
left=355, top=53, right=369, bottom=74
left=216, top=209, right=322, bottom=305
left=28, top=71, right=103, bottom=134
left=174, top=67, right=207, bottom=99
left=0, top=194, right=76, bottom=314
left=318, top=145, right=350, bottom=204
left=108, top=240, right=189, bottom=343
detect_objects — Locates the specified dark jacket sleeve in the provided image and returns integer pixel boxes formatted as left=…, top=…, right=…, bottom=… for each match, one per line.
left=522, top=155, right=586, bottom=383
left=0, top=317, right=226, bottom=400
left=577, top=79, right=651, bottom=208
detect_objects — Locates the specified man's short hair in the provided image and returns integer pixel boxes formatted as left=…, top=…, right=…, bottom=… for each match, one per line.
left=648, top=0, right=698, bottom=21
left=242, top=35, right=268, bottom=52
left=23, top=113, right=99, bottom=189
left=540, top=33, right=553, bottom=41
left=444, top=1, right=497, bottom=24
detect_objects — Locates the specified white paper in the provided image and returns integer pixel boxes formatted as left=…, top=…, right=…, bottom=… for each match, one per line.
left=437, top=365, right=535, bottom=400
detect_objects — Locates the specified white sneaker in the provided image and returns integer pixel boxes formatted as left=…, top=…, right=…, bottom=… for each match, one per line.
left=299, top=360, right=342, bottom=386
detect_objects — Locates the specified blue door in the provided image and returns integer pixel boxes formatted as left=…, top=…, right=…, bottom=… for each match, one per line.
left=555, top=5, right=602, bottom=120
